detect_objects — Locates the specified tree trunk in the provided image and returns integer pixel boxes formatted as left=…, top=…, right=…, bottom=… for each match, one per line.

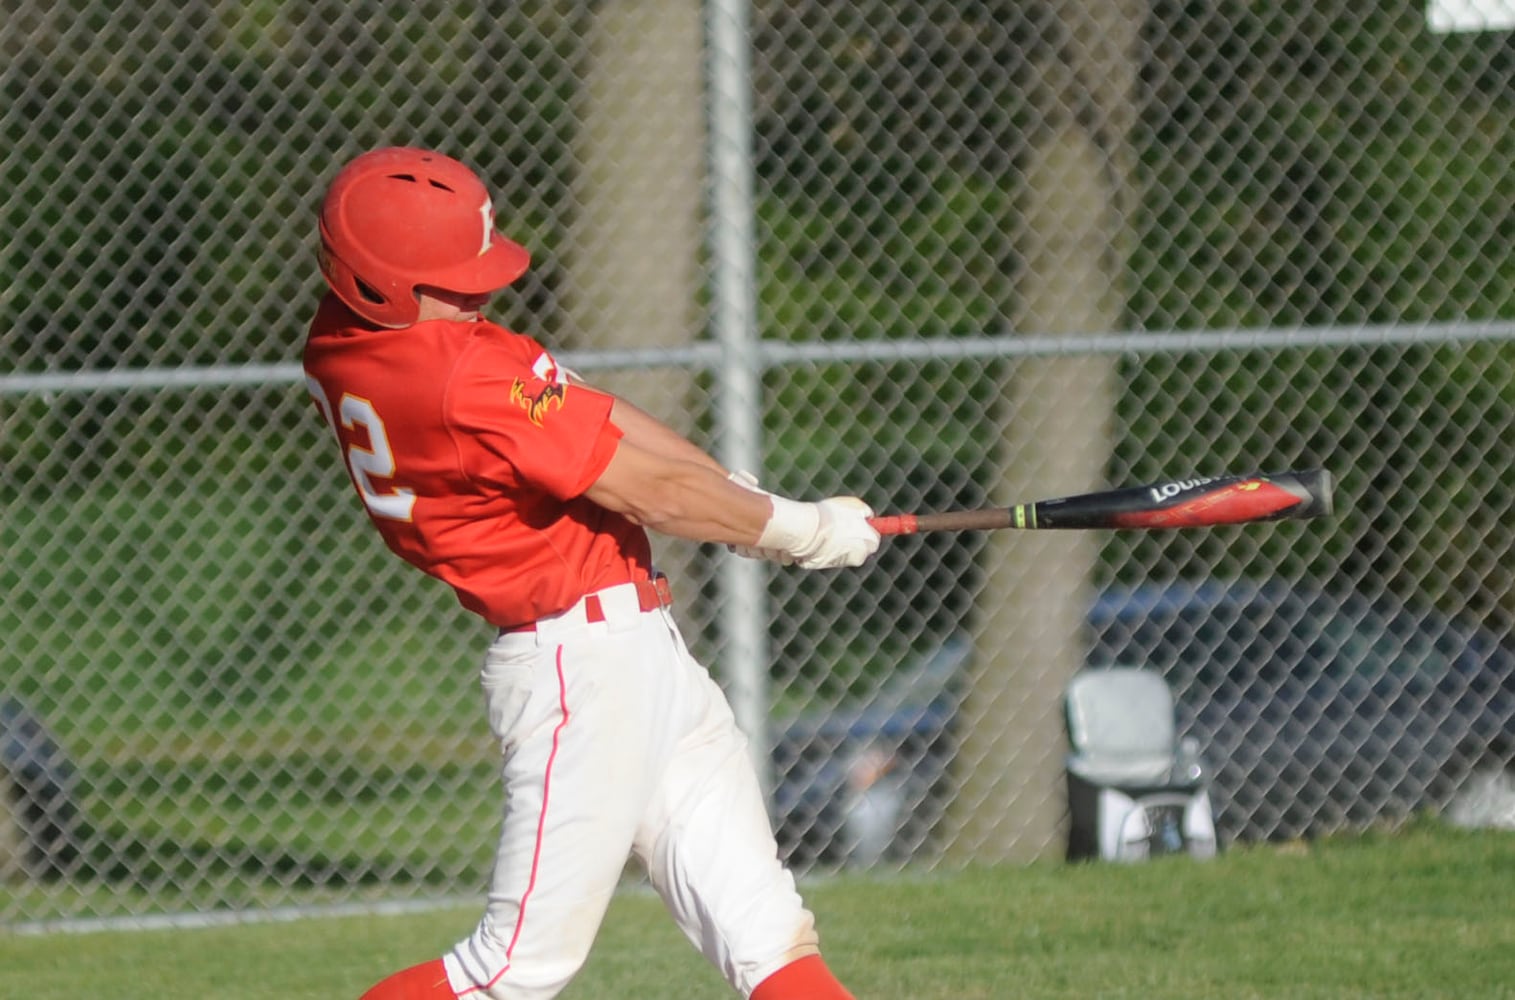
left=952, top=0, right=1142, bottom=863
left=565, top=0, right=707, bottom=605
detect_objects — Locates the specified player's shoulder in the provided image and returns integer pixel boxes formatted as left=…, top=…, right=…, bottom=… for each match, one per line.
left=458, top=320, right=563, bottom=379
left=466, top=318, right=543, bottom=354
left=442, top=322, right=583, bottom=434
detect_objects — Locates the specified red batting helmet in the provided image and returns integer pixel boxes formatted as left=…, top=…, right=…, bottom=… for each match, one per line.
left=317, top=147, right=531, bottom=328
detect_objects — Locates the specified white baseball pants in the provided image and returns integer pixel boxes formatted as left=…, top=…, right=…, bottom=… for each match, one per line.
left=442, top=583, right=820, bottom=999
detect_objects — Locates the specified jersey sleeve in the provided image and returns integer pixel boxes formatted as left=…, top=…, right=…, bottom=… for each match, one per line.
left=446, top=330, right=621, bottom=500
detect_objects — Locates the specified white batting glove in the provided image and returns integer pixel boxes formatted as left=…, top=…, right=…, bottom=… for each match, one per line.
left=758, top=495, right=881, bottom=570
left=727, top=469, right=766, bottom=494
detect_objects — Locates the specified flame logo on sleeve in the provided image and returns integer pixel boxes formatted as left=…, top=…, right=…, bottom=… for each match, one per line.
left=510, top=378, right=567, bottom=427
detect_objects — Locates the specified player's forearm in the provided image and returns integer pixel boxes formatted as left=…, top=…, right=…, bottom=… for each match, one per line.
left=584, top=438, right=769, bottom=545
left=584, top=422, right=881, bottom=569
left=603, top=393, right=729, bottom=476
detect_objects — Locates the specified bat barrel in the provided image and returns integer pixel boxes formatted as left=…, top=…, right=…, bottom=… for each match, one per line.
left=867, top=468, right=1334, bottom=535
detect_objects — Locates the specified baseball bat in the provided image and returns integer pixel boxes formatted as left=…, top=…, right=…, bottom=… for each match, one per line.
left=868, top=468, right=1333, bottom=535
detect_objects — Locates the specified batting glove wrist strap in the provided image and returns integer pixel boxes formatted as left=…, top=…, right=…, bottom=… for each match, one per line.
left=729, top=473, right=797, bottom=564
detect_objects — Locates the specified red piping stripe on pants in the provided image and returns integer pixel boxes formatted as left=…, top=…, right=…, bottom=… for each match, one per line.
left=460, top=645, right=571, bottom=995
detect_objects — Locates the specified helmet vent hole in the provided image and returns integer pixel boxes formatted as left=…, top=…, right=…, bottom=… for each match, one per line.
left=382, top=172, right=454, bottom=194
left=355, top=278, right=386, bottom=305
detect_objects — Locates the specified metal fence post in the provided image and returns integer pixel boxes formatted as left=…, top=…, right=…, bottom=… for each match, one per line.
left=707, top=0, right=772, bottom=791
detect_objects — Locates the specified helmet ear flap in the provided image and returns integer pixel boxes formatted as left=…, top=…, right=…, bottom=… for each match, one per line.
left=316, top=233, right=420, bottom=328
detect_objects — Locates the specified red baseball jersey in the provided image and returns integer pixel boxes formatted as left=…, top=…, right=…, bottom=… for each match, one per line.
left=303, top=294, right=653, bottom=628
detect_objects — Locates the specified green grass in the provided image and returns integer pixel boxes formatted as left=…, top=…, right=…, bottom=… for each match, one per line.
left=4, top=823, right=1514, bottom=999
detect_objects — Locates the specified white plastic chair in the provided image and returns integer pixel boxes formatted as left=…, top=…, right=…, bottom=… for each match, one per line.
left=1063, top=667, right=1217, bottom=861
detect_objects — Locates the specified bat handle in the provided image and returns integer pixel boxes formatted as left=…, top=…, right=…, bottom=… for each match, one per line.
left=868, top=514, right=919, bottom=536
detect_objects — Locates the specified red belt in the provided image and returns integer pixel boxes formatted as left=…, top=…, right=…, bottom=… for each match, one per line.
left=503, top=576, right=672, bottom=634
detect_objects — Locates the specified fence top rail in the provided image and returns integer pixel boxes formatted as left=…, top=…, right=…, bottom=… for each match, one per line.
left=2, top=320, right=1509, bottom=397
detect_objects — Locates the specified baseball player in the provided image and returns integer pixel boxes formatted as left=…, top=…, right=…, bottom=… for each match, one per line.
left=303, top=147, right=879, bottom=1000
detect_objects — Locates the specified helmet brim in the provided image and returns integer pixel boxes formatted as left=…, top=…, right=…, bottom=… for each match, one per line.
left=422, top=233, right=532, bottom=295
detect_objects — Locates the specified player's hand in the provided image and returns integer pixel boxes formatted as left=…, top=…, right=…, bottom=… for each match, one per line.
left=729, top=542, right=799, bottom=565
left=796, top=496, right=880, bottom=569
left=757, top=494, right=881, bottom=570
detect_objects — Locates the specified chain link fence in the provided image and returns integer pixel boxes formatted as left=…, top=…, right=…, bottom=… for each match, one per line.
left=2, top=1, right=1511, bottom=925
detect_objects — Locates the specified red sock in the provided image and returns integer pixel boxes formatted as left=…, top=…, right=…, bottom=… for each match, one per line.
left=359, top=959, right=457, bottom=1000
left=750, top=955, right=856, bottom=1000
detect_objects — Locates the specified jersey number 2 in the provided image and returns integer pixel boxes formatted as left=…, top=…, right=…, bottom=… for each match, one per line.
left=306, top=377, right=417, bottom=522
